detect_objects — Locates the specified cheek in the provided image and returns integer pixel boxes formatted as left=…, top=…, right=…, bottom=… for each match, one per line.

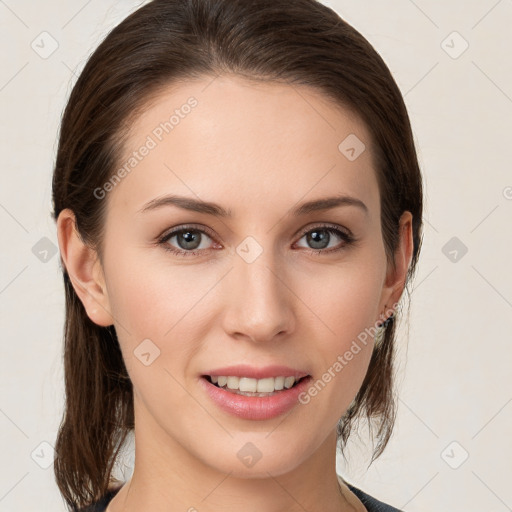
left=300, top=255, right=383, bottom=346
left=103, top=254, right=206, bottom=413
left=103, top=250, right=223, bottom=391
left=105, top=249, right=209, bottom=338
left=291, top=259, right=383, bottom=414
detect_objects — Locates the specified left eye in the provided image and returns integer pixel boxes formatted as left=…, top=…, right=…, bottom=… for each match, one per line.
left=295, top=227, right=351, bottom=252
left=158, top=224, right=354, bottom=256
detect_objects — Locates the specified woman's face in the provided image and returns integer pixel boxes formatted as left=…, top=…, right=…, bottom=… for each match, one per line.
left=81, top=75, right=409, bottom=479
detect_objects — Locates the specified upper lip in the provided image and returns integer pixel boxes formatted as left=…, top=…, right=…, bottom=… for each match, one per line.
left=202, top=364, right=310, bottom=380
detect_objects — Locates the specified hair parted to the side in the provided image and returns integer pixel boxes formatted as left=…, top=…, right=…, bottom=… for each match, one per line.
left=51, top=0, right=423, bottom=509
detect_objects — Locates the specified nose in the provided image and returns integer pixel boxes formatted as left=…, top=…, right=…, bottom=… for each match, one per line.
left=221, top=246, right=296, bottom=344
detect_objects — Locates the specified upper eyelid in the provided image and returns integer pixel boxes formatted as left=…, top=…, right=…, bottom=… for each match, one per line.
left=296, top=223, right=351, bottom=237
left=159, top=223, right=217, bottom=241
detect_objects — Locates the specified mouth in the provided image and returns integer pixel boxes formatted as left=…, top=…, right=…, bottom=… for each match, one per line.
left=199, top=371, right=314, bottom=420
left=201, top=374, right=311, bottom=397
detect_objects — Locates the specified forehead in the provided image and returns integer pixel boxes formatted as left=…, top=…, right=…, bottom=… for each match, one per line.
left=108, top=74, right=379, bottom=220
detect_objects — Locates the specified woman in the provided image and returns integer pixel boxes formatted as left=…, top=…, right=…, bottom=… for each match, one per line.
left=52, top=0, right=423, bottom=511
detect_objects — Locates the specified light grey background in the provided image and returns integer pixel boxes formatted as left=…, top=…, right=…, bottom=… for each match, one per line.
left=1, top=1, right=511, bottom=511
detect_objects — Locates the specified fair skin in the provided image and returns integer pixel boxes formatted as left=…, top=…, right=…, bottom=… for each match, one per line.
left=57, top=74, right=413, bottom=512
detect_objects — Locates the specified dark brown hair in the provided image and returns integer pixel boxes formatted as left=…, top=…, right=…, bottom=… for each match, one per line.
left=51, top=0, right=423, bottom=509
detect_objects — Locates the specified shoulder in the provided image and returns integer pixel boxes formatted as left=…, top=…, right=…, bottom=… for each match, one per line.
left=346, top=482, right=404, bottom=512
left=78, top=485, right=122, bottom=512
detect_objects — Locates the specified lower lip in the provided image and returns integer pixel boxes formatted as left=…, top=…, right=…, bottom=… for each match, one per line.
left=199, top=376, right=312, bottom=420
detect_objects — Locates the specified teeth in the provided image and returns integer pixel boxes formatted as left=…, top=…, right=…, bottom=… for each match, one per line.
left=274, top=376, right=285, bottom=390
left=284, top=376, right=295, bottom=389
left=208, top=375, right=300, bottom=393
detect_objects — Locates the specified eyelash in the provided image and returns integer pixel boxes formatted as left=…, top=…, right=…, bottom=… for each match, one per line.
left=156, top=223, right=356, bottom=258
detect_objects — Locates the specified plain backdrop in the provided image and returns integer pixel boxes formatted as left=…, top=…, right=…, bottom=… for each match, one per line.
left=0, top=1, right=511, bottom=511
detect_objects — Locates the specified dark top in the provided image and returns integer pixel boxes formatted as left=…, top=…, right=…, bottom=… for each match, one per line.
left=80, top=482, right=403, bottom=511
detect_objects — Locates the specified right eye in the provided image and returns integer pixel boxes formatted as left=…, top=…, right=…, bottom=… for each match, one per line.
left=158, top=225, right=218, bottom=257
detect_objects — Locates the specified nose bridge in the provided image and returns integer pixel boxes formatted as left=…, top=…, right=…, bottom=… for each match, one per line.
left=222, top=239, right=294, bottom=341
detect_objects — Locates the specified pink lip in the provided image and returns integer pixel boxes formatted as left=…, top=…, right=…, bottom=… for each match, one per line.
left=198, top=374, right=312, bottom=421
left=202, top=364, right=309, bottom=380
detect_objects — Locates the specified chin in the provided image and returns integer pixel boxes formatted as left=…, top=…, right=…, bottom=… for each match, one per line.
left=199, top=434, right=312, bottom=479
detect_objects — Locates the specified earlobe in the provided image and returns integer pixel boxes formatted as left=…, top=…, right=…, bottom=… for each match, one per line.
left=56, top=208, right=114, bottom=327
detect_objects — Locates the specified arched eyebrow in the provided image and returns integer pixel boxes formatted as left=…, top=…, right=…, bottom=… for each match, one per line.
left=138, top=194, right=368, bottom=217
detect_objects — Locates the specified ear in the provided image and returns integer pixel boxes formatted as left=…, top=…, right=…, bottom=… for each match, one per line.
left=56, top=208, right=114, bottom=327
left=378, top=211, right=414, bottom=322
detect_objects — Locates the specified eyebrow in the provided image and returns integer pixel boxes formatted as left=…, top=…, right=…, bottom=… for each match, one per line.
left=138, top=194, right=368, bottom=217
